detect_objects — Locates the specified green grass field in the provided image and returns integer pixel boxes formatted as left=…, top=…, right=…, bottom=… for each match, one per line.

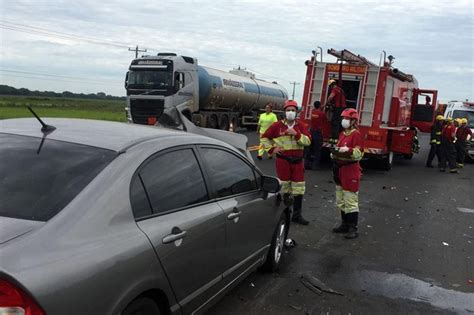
left=0, top=95, right=127, bottom=122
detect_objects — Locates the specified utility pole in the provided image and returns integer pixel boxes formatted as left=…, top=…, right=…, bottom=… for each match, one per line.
left=290, top=82, right=300, bottom=100
left=128, top=45, right=147, bottom=58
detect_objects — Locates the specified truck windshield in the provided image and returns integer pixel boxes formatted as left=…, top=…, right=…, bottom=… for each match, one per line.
left=0, top=134, right=116, bottom=221
left=127, top=70, right=173, bottom=90
left=453, top=110, right=474, bottom=128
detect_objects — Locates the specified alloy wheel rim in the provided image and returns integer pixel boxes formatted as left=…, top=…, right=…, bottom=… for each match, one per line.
left=274, top=221, right=286, bottom=263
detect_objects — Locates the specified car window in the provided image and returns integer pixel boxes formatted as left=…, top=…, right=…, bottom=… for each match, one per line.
left=200, top=148, right=258, bottom=198
left=0, top=134, right=116, bottom=221
left=130, top=175, right=153, bottom=218
left=137, top=148, right=209, bottom=215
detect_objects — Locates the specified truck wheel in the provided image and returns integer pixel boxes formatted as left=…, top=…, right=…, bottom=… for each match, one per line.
left=208, top=114, right=219, bottom=129
left=381, top=152, right=394, bottom=170
left=220, top=115, right=229, bottom=131
left=230, top=117, right=238, bottom=131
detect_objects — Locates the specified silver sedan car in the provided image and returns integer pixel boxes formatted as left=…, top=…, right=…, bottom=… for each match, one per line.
left=0, top=118, right=289, bottom=315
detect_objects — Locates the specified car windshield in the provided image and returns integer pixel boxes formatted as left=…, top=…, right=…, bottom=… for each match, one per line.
left=453, top=110, right=474, bottom=128
left=0, top=134, right=116, bottom=221
left=128, top=70, right=173, bottom=90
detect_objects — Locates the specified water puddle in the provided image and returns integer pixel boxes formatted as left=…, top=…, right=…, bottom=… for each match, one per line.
left=355, top=270, right=474, bottom=314
left=457, top=208, right=474, bottom=214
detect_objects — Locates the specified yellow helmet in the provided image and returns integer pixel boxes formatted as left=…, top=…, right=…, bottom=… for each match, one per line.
left=461, top=118, right=468, bottom=124
left=455, top=118, right=462, bottom=124
left=446, top=117, right=453, bottom=122
left=436, top=115, right=444, bottom=121
left=328, top=79, right=337, bottom=86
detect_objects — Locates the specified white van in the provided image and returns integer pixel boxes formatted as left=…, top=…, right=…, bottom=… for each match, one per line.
left=444, top=101, right=474, bottom=160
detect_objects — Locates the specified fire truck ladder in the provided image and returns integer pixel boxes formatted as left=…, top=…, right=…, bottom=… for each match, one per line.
left=327, top=49, right=379, bottom=126
left=307, top=61, right=327, bottom=119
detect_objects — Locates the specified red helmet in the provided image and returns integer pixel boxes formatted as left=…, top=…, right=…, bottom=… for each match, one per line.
left=341, top=108, right=359, bottom=120
left=284, top=100, right=298, bottom=110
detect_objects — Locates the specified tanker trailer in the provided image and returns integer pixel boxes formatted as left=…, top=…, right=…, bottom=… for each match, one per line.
left=125, top=53, right=288, bottom=130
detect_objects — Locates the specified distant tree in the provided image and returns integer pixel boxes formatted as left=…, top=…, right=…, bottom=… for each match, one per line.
left=0, top=85, right=125, bottom=100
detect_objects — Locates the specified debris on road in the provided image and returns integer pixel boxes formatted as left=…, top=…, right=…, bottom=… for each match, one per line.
left=250, top=282, right=255, bottom=287
left=287, top=304, right=302, bottom=311
left=404, top=197, right=409, bottom=201
left=285, top=239, right=297, bottom=248
left=300, top=273, right=344, bottom=296
left=442, top=242, right=449, bottom=246
left=468, top=280, right=474, bottom=285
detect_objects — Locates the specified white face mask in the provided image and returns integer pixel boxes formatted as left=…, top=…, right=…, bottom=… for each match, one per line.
left=285, top=111, right=296, bottom=121
left=341, top=118, right=351, bottom=129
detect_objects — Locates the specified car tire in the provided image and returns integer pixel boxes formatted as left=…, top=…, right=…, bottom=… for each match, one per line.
left=262, top=213, right=289, bottom=272
left=122, top=297, right=161, bottom=315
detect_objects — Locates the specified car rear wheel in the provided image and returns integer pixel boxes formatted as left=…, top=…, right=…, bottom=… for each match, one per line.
left=122, top=297, right=161, bottom=315
left=262, top=213, right=288, bottom=272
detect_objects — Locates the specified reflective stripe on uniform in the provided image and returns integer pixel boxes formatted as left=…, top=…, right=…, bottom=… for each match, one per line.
left=280, top=181, right=291, bottom=194
left=297, top=134, right=311, bottom=146
left=291, top=181, right=305, bottom=195
left=336, top=185, right=344, bottom=212
left=342, top=190, right=359, bottom=214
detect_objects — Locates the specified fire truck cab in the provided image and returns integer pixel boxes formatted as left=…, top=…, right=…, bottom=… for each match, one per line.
left=301, top=48, right=438, bottom=170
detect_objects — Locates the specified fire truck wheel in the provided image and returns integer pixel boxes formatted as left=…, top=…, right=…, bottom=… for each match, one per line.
left=381, top=152, right=394, bottom=170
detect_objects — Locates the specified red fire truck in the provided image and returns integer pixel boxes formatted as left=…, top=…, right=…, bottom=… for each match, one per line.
left=300, top=48, right=438, bottom=170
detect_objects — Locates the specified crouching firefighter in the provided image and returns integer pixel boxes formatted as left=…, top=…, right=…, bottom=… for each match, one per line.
left=331, top=108, right=364, bottom=239
left=261, top=100, right=312, bottom=225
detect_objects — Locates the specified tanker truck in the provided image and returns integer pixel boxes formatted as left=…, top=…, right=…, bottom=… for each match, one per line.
left=124, top=53, right=289, bottom=130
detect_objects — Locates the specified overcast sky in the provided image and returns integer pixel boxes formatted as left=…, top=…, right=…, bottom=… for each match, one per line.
left=1, top=0, right=473, bottom=102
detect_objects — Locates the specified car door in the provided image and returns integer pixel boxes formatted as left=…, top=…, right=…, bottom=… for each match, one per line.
left=131, top=146, right=227, bottom=314
left=197, top=146, right=277, bottom=281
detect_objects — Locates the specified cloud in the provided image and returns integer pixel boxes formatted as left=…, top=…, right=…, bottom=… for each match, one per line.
left=1, top=0, right=473, bottom=101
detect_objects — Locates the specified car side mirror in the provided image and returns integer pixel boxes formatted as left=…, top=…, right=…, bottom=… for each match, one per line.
left=262, top=176, right=280, bottom=193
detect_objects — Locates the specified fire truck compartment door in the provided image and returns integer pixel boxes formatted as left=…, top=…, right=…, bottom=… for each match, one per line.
left=390, top=129, right=415, bottom=155
left=411, top=89, right=438, bottom=133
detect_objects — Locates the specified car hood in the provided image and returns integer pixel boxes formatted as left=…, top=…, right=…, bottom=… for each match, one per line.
left=0, top=217, right=44, bottom=244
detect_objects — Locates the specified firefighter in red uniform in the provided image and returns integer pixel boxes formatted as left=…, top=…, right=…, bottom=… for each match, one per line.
left=455, top=118, right=472, bottom=168
left=261, top=100, right=312, bottom=225
left=305, top=101, right=327, bottom=170
left=439, top=117, right=458, bottom=173
left=331, top=108, right=364, bottom=239
left=324, top=79, right=347, bottom=144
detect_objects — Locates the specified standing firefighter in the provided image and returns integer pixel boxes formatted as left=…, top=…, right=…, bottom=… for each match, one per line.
left=426, top=115, right=444, bottom=168
left=331, top=108, right=364, bottom=239
left=262, top=100, right=312, bottom=225
left=257, top=103, right=278, bottom=160
left=439, top=118, right=458, bottom=173
left=324, top=79, right=347, bottom=144
left=305, top=101, right=327, bottom=170
left=455, top=118, right=473, bottom=168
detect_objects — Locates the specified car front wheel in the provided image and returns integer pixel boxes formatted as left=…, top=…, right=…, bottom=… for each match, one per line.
left=263, top=213, right=289, bottom=272
left=122, top=297, right=161, bottom=315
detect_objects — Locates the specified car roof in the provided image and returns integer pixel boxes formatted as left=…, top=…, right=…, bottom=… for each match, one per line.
left=0, top=118, right=218, bottom=151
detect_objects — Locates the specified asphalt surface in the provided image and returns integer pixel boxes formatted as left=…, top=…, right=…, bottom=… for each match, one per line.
left=208, top=131, right=474, bottom=315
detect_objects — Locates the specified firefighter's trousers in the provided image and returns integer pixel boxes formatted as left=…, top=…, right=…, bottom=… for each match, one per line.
left=275, top=157, right=305, bottom=196
left=333, top=162, right=361, bottom=214
left=258, top=133, right=272, bottom=157
left=304, top=129, right=322, bottom=169
left=456, top=140, right=467, bottom=165
left=426, top=143, right=441, bottom=166
left=439, top=139, right=457, bottom=170
left=330, top=107, right=344, bottom=140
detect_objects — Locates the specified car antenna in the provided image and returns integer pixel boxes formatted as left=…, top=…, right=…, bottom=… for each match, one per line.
left=27, top=106, right=56, bottom=133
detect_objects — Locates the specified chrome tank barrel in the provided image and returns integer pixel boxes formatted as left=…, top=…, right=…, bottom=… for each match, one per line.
left=197, top=66, right=288, bottom=112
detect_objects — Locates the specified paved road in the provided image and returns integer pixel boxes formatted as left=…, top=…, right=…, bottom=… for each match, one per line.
left=208, top=132, right=474, bottom=314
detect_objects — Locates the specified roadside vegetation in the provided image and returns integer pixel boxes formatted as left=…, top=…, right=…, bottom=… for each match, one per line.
left=0, top=95, right=127, bottom=122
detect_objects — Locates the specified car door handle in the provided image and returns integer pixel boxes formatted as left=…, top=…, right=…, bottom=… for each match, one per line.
left=162, top=230, right=187, bottom=244
left=227, top=209, right=242, bottom=220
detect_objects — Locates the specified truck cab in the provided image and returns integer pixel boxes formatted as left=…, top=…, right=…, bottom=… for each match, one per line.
left=125, top=53, right=199, bottom=125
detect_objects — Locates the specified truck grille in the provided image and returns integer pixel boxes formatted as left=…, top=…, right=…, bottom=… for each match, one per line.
left=130, top=99, right=165, bottom=125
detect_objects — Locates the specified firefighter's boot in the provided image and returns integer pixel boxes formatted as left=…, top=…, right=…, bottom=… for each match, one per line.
left=344, top=212, right=359, bottom=239
left=283, top=193, right=293, bottom=207
left=332, top=211, right=349, bottom=233
left=292, top=195, right=309, bottom=225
